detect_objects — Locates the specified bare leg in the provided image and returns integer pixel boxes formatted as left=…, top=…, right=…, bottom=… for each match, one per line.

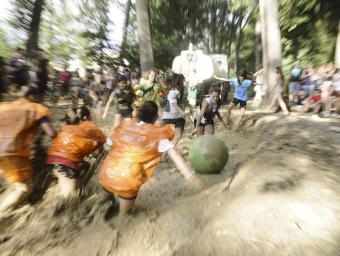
left=204, top=124, right=214, bottom=135
left=313, top=103, right=321, bottom=113
left=321, top=93, right=328, bottom=112
left=54, top=172, right=77, bottom=198
left=172, top=127, right=184, bottom=145
left=118, top=197, right=135, bottom=216
left=225, top=103, right=235, bottom=126
left=268, top=94, right=278, bottom=111
left=277, top=94, right=289, bottom=114
left=95, top=101, right=102, bottom=121
left=0, top=180, right=32, bottom=212
left=302, top=103, right=311, bottom=113
left=235, top=107, right=246, bottom=131
left=113, top=114, right=122, bottom=129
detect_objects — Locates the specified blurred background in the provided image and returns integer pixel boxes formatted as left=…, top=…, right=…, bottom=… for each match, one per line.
left=0, top=0, right=339, bottom=75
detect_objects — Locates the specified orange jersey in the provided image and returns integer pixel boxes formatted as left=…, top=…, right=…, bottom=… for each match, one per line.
left=47, top=121, right=106, bottom=162
left=98, top=120, right=174, bottom=198
left=0, top=156, right=32, bottom=183
left=0, top=98, right=50, bottom=157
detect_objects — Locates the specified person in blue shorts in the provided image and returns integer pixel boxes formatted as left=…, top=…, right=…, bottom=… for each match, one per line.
left=225, top=70, right=253, bottom=131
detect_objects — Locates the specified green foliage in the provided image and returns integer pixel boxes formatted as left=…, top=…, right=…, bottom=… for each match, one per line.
left=279, top=0, right=340, bottom=68
left=0, top=28, right=13, bottom=59
left=39, top=0, right=79, bottom=65
left=122, top=0, right=257, bottom=72
left=79, top=0, right=118, bottom=66
left=6, top=0, right=339, bottom=73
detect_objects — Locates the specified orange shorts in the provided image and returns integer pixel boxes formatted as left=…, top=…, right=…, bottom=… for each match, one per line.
left=0, top=156, right=32, bottom=183
left=98, top=160, right=154, bottom=199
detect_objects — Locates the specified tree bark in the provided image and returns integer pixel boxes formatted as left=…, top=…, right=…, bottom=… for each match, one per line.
left=335, top=20, right=340, bottom=68
left=235, top=18, right=243, bottom=72
left=136, top=0, right=154, bottom=72
left=120, top=0, right=131, bottom=53
left=217, top=1, right=227, bottom=53
left=255, top=21, right=262, bottom=71
left=211, top=1, right=217, bottom=53
left=259, top=0, right=282, bottom=102
left=26, top=0, right=45, bottom=59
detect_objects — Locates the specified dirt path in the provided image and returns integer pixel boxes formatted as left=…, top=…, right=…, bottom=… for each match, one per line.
left=0, top=109, right=339, bottom=256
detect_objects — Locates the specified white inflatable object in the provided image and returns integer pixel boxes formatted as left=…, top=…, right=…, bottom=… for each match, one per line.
left=172, top=44, right=228, bottom=87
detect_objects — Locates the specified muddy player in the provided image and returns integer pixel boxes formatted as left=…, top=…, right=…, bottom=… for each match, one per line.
left=0, top=87, right=56, bottom=213
left=102, top=74, right=135, bottom=129
left=46, top=106, right=106, bottom=198
left=98, top=101, right=202, bottom=216
left=193, top=88, right=227, bottom=136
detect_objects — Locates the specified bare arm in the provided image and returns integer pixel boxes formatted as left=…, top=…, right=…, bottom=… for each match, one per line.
left=167, top=148, right=193, bottom=179
left=102, top=92, right=116, bottom=119
left=167, top=148, right=203, bottom=189
left=41, top=122, right=57, bottom=138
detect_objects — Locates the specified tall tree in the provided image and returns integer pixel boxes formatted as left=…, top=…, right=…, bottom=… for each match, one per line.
left=235, top=10, right=251, bottom=71
left=120, top=0, right=132, bottom=52
left=124, top=0, right=257, bottom=71
left=255, top=21, right=262, bottom=71
left=10, top=0, right=45, bottom=57
left=259, top=0, right=282, bottom=100
left=136, top=0, right=154, bottom=72
left=335, top=20, right=340, bottom=68
left=26, top=0, right=45, bottom=58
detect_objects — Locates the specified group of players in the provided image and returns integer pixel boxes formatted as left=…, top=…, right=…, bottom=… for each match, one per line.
left=0, top=65, right=253, bottom=216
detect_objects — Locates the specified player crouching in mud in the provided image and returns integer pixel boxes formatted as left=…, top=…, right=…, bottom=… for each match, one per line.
left=46, top=106, right=106, bottom=198
left=98, top=101, right=202, bottom=216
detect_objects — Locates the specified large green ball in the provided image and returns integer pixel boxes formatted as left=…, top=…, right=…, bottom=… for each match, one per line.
left=189, top=134, right=229, bottom=174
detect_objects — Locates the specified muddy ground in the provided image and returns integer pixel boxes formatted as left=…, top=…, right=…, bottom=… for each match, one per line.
left=0, top=102, right=340, bottom=256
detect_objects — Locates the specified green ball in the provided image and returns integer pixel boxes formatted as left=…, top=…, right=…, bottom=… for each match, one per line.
left=189, top=134, right=229, bottom=174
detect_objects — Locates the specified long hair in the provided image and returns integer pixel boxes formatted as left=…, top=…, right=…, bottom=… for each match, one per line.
left=276, top=66, right=285, bottom=83
left=237, top=70, right=248, bottom=84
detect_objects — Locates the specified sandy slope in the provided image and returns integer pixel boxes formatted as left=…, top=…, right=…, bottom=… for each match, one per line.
left=0, top=109, right=340, bottom=256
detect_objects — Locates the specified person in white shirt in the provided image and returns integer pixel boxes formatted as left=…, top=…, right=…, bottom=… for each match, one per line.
left=161, top=78, right=186, bottom=145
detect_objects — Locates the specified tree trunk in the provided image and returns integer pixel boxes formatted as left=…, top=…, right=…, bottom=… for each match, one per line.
left=225, top=14, right=237, bottom=76
left=26, top=0, right=45, bottom=59
left=136, top=0, right=154, bottom=72
left=335, top=20, right=340, bottom=68
left=217, top=1, right=227, bottom=53
left=255, top=21, right=262, bottom=71
left=259, top=0, right=282, bottom=102
left=259, top=2, right=267, bottom=83
left=211, top=1, right=217, bottom=53
left=235, top=19, right=243, bottom=72
left=120, top=0, right=131, bottom=53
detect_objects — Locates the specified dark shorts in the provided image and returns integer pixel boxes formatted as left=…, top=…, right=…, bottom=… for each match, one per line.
left=162, top=118, right=186, bottom=130
left=48, top=164, right=80, bottom=179
left=194, top=118, right=214, bottom=127
left=232, top=97, right=247, bottom=108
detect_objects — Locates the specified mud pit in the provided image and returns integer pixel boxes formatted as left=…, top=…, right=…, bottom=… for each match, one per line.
left=0, top=105, right=340, bottom=256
